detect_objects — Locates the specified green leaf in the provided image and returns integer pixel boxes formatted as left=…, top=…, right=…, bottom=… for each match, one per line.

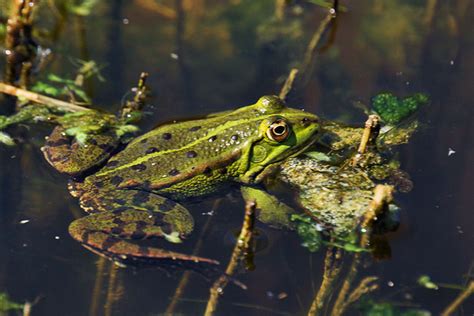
left=115, top=124, right=139, bottom=137
left=0, top=292, right=24, bottom=312
left=0, top=131, right=15, bottom=146
left=47, top=74, right=75, bottom=85
left=304, top=151, right=332, bottom=162
left=32, top=81, right=62, bottom=96
left=417, top=275, right=439, bottom=290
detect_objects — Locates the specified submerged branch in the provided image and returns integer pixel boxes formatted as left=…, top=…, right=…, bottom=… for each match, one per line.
left=308, top=246, right=343, bottom=316
left=165, top=199, right=221, bottom=315
left=204, top=200, right=256, bottom=316
left=441, top=281, right=474, bottom=316
left=331, top=185, right=393, bottom=316
left=0, top=82, right=90, bottom=112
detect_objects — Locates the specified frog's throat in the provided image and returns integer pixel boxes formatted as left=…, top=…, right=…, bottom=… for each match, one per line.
left=240, top=134, right=318, bottom=185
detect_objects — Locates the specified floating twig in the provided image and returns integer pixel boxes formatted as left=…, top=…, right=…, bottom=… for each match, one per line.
left=204, top=200, right=256, bottom=316
left=0, top=82, right=90, bottom=112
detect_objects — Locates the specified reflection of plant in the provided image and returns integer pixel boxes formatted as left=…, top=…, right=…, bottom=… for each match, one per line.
left=358, top=0, right=426, bottom=69
left=49, top=0, right=100, bottom=16
left=291, top=214, right=323, bottom=252
left=358, top=299, right=430, bottom=316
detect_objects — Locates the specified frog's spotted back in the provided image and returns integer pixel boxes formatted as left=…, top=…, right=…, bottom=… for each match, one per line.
left=44, top=96, right=319, bottom=269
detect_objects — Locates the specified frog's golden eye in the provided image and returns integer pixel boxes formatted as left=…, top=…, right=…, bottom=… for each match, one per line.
left=267, top=119, right=290, bottom=142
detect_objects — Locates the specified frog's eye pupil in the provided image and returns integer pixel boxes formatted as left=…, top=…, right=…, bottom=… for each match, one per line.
left=267, top=120, right=290, bottom=142
left=274, top=125, right=286, bottom=135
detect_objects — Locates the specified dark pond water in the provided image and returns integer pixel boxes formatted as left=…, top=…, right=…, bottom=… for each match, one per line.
left=0, top=1, right=473, bottom=315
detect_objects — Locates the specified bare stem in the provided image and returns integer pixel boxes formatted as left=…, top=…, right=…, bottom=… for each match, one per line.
left=351, top=114, right=380, bottom=166
left=301, top=9, right=336, bottom=75
left=165, top=199, right=221, bottom=315
left=204, top=200, right=256, bottom=316
left=279, top=68, right=299, bottom=101
left=331, top=185, right=393, bottom=316
left=0, top=82, right=90, bottom=112
left=441, top=281, right=474, bottom=316
left=307, top=247, right=343, bottom=316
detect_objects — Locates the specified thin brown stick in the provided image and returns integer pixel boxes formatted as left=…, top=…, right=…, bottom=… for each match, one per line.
left=0, top=82, right=90, bottom=112
left=308, top=247, right=343, bottom=316
left=204, top=200, right=256, bottom=316
left=441, top=281, right=474, bottom=316
left=346, top=276, right=379, bottom=305
left=165, top=199, right=221, bottom=315
left=301, top=9, right=336, bottom=74
left=351, top=114, right=380, bottom=166
left=279, top=68, right=299, bottom=101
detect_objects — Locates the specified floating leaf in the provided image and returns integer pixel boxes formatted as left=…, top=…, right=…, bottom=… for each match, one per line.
left=0, top=131, right=15, bottom=146
left=417, top=275, right=439, bottom=290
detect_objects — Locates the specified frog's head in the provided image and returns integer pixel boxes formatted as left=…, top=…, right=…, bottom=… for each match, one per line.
left=239, top=96, right=320, bottom=184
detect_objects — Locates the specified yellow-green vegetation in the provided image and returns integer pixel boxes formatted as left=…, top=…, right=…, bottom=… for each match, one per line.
left=0, top=292, right=23, bottom=314
left=278, top=92, right=423, bottom=252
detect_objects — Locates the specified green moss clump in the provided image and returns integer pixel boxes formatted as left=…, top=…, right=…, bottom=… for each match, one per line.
left=372, top=93, right=428, bottom=124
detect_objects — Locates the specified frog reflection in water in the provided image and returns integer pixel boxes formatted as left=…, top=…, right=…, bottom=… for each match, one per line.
left=42, top=96, right=319, bottom=267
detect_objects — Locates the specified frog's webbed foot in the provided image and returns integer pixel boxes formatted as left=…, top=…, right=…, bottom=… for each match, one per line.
left=41, top=126, right=119, bottom=176
left=69, top=190, right=219, bottom=268
left=241, top=186, right=295, bottom=229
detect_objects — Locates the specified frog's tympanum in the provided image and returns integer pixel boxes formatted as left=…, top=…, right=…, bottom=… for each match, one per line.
left=41, top=96, right=319, bottom=268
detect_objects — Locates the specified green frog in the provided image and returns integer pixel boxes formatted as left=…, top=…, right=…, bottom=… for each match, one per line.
left=41, top=96, right=319, bottom=268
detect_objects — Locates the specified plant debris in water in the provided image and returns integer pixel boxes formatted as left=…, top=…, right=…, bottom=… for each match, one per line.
left=278, top=92, right=425, bottom=252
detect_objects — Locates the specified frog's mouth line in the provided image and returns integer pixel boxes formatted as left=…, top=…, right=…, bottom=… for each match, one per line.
left=287, top=133, right=320, bottom=159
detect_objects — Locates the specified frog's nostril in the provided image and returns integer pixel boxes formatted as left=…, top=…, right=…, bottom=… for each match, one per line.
left=301, top=117, right=316, bottom=126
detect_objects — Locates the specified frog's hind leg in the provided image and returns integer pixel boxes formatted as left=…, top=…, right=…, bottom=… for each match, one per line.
left=68, top=190, right=219, bottom=268
left=41, top=126, right=119, bottom=176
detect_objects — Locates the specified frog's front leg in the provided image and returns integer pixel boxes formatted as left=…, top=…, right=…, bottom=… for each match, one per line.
left=41, top=126, right=119, bottom=176
left=241, top=186, right=295, bottom=229
left=69, top=189, right=219, bottom=268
